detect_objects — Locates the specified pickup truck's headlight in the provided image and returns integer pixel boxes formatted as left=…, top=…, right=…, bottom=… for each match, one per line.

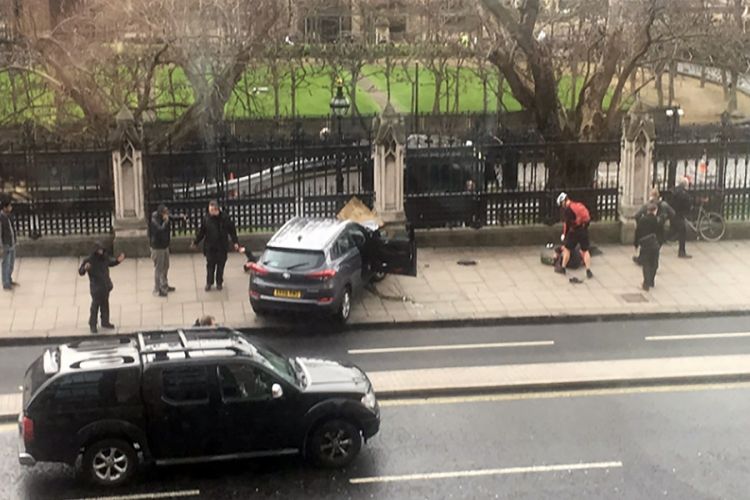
left=361, top=389, right=377, bottom=410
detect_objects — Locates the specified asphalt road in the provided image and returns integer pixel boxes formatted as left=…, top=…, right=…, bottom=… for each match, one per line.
left=2, top=315, right=750, bottom=393
left=3, top=382, right=750, bottom=499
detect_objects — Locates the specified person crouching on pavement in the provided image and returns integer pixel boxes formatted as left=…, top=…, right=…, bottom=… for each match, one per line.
left=556, top=192, right=593, bottom=279
left=78, top=241, right=125, bottom=333
left=635, top=203, right=662, bottom=291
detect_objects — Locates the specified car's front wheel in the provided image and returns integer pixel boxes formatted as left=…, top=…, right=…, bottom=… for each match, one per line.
left=308, top=419, right=362, bottom=468
left=82, top=438, right=137, bottom=487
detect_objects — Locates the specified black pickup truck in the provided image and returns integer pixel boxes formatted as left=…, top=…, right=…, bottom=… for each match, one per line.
left=19, top=328, right=380, bottom=486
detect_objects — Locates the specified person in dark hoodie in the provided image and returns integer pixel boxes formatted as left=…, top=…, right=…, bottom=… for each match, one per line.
left=670, top=176, right=693, bottom=259
left=149, top=204, right=186, bottom=297
left=635, top=203, right=662, bottom=291
left=191, top=200, right=239, bottom=291
left=78, top=242, right=125, bottom=333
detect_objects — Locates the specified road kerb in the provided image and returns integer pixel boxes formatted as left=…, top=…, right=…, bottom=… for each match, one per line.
left=5, top=354, right=750, bottom=422
left=2, top=309, right=750, bottom=347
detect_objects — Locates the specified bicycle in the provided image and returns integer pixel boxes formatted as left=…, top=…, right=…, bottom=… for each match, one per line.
left=667, top=198, right=726, bottom=242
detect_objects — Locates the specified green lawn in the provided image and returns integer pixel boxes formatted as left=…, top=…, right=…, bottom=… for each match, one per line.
left=226, top=68, right=381, bottom=118
left=0, top=62, right=623, bottom=126
left=363, top=65, right=619, bottom=114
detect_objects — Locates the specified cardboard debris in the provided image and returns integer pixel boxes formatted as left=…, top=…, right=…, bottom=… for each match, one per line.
left=337, top=196, right=384, bottom=228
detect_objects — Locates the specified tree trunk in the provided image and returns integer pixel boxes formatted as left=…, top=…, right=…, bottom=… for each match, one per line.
left=721, top=68, right=729, bottom=99
left=700, top=65, right=706, bottom=88
left=655, top=69, right=664, bottom=108
left=432, top=73, right=442, bottom=114
left=668, top=60, right=676, bottom=105
left=728, top=69, right=738, bottom=112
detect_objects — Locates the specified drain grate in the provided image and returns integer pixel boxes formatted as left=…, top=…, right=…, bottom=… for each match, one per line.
left=620, top=293, right=649, bottom=303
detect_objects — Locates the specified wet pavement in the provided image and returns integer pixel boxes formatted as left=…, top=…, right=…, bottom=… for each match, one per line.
left=4, top=384, right=750, bottom=499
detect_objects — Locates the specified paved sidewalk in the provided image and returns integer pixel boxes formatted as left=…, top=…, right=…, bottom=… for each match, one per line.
left=1, top=241, right=750, bottom=339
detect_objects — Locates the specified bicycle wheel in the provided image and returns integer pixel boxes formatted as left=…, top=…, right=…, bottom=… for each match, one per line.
left=698, top=212, right=726, bottom=242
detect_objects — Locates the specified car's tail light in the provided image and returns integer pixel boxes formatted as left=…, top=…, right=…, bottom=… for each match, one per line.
left=249, top=290, right=260, bottom=299
left=22, top=416, right=34, bottom=444
left=248, top=263, right=269, bottom=276
left=318, top=297, right=334, bottom=304
left=307, top=269, right=337, bottom=281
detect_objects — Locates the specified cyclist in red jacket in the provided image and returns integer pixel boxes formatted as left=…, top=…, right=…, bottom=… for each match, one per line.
left=556, top=192, right=594, bottom=279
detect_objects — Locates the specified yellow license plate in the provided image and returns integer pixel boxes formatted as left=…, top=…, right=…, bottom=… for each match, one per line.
left=274, top=289, right=301, bottom=299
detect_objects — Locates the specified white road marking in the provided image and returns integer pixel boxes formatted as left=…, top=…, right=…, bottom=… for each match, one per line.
left=348, top=340, right=554, bottom=355
left=379, top=381, right=750, bottom=407
left=0, top=423, right=17, bottom=433
left=65, top=490, right=200, bottom=500
left=349, top=460, right=623, bottom=484
left=646, top=332, right=750, bottom=341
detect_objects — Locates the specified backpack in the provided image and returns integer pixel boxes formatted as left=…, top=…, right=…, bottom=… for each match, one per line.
left=569, top=201, right=590, bottom=227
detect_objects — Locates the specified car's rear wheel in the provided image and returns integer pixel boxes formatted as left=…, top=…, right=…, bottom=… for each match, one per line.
left=251, top=301, right=268, bottom=316
left=335, top=286, right=352, bottom=324
left=82, top=438, right=137, bottom=487
left=308, top=419, right=362, bottom=468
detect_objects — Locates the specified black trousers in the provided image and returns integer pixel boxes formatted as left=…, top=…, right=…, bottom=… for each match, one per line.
left=206, top=253, right=228, bottom=286
left=89, top=291, right=110, bottom=327
left=640, top=247, right=660, bottom=287
left=675, top=216, right=687, bottom=256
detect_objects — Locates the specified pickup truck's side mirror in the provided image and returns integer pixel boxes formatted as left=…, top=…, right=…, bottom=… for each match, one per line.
left=271, top=383, right=284, bottom=399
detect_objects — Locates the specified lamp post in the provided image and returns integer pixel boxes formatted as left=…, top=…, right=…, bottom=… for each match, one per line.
left=665, top=105, right=684, bottom=188
left=330, top=78, right=350, bottom=193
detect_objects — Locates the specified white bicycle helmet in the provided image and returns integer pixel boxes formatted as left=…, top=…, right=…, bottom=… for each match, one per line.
left=556, top=192, right=568, bottom=206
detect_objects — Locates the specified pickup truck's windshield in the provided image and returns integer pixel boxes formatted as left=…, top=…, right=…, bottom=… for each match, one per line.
left=254, top=344, right=297, bottom=385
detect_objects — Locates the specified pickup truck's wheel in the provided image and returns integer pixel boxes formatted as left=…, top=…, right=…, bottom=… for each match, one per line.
left=82, top=438, right=137, bottom=487
left=308, top=419, right=362, bottom=468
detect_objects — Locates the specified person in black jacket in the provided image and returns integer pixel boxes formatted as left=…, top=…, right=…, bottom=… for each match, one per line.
left=1, top=195, right=18, bottom=291
left=632, top=188, right=674, bottom=265
left=78, top=242, right=125, bottom=333
left=635, top=203, right=662, bottom=291
left=191, top=200, right=239, bottom=291
left=149, top=204, right=186, bottom=297
left=670, top=177, right=692, bottom=259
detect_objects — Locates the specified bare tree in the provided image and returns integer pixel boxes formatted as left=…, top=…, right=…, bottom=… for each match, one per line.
left=479, top=0, right=703, bottom=186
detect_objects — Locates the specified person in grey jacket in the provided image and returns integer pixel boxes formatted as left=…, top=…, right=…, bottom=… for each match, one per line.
left=1, top=195, right=18, bottom=291
left=149, top=204, right=186, bottom=297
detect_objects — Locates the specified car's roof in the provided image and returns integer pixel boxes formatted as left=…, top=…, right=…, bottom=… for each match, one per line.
left=267, top=217, right=352, bottom=252
left=52, top=328, right=256, bottom=374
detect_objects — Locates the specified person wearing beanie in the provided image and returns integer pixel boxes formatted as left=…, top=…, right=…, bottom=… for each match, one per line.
left=78, top=241, right=125, bottom=333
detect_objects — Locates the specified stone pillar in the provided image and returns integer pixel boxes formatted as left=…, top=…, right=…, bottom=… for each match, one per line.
left=371, top=103, right=406, bottom=226
left=110, top=106, right=148, bottom=256
left=619, top=102, right=655, bottom=244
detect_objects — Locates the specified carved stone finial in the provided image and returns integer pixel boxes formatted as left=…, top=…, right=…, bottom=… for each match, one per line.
left=373, top=102, right=406, bottom=147
left=622, top=102, right=655, bottom=143
left=109, top=106, right=142, bottom=149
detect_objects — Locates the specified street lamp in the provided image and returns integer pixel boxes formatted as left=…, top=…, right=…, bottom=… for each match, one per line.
left=329, top=77, right=350, bottom=143
left=330, top=77, right=350, bottom=194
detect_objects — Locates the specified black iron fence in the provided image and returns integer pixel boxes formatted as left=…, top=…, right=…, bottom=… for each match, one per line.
left=0, top=143, right=113, bottom=237
left=145, top=139, right=374, bottom=234
left=653, top=139, right=750, bottom=220
left=405, top=141, right=621, bottom=229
